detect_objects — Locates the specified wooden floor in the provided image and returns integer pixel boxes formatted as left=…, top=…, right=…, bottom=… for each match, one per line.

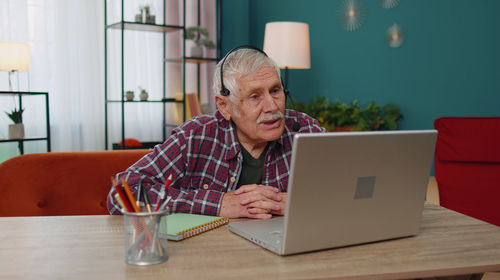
left=426, top=176, right=440, bottom=205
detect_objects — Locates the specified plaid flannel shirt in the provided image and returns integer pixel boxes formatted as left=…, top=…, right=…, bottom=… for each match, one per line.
left=107, top=109, right=325, bottom=216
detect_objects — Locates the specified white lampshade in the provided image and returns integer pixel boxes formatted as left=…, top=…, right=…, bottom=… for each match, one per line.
left=0, top=42, right=30, bottom=72
left=263, top=22, right=310, bottom=69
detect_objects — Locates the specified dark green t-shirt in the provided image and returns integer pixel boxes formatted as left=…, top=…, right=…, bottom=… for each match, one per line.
left=237, top=144, right=269, bottom=187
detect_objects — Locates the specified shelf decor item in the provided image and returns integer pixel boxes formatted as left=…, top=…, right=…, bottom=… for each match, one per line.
left=0, top=91, right=50, bottom=154
left=6, top=107, right=25, bottom=139
left=135, top=5, right=155, bottom=24
left=386, top=23, right=404, bottom=48
left=135, top=13, right=142, bottom=23
left=337, top=0, right=367, bottom=32
left=125, top=90, right=134, bottom=101
left=139, top=88, right=149, bottom=101
left=185, top=26, right=215, bottom=58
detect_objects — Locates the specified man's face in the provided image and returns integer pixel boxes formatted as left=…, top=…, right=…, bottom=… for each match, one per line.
left=220, top=66, right=286, bottom=148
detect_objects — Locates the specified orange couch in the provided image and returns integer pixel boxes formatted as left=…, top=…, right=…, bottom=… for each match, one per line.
left=0, top=150, right=149, bottom=217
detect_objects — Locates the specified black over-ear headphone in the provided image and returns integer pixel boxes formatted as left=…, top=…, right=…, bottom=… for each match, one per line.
left=219, top=45, right=301, bottom=132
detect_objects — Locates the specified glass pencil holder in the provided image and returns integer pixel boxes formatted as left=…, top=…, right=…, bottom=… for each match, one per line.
left=123, top=209, right=169, bottom=265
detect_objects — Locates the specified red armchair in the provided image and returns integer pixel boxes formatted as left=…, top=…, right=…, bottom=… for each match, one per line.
left=434, top=117, right=500, bottom=226
left=0, top=150, right=149, bottom=217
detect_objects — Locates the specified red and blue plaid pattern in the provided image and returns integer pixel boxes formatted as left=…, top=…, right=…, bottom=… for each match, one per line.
left=107, top=109, right=325, bottom=216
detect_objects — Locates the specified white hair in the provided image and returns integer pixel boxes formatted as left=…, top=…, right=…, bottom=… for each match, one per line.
left=213, top=48, right=281, bottom=105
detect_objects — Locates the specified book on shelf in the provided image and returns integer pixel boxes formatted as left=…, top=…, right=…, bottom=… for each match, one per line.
left=186, top=92, right=202, bottom=117
left=159, top=213, right=229, bottom=241
left=173, top=92, right=191, bottom=123
left=173, top=92, right=202, bottom=123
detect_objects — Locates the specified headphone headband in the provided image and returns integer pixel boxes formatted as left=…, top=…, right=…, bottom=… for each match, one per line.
left=219, top=45, right=268, bottom=96
left=217, top=45, right=301, bottom=132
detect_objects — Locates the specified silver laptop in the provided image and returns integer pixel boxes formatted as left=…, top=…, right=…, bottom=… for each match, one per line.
left=229, top=130, right=437, bottom=255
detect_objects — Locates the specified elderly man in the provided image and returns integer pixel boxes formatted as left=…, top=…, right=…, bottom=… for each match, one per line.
left=107, top=46, right=325, bottom=219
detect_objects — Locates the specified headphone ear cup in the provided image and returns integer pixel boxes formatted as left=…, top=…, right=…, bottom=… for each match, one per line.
left=220, top=88, right=230, bottom=96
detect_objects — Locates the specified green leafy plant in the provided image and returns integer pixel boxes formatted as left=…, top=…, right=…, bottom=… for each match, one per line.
left=291, top=97, right=403, bottom=131
left=5, top=107, right=24, bottom=124
left=185, top=26, right=215, bottom=49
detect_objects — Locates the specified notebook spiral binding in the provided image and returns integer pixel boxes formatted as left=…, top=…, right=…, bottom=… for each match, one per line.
left=179, top=217, right=229, bottom=240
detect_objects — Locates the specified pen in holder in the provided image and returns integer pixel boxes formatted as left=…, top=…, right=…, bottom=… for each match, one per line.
left=123, top=208, right=169, bottom=265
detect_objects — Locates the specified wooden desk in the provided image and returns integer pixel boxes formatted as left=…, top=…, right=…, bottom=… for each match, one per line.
left=0, top=204, right=499, bottom=280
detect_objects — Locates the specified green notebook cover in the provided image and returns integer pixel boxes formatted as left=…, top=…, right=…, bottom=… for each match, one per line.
left=159, top=213, right=229, bottom=241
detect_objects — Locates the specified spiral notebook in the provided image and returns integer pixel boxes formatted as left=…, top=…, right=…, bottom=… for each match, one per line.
left=159, top=213, right=229, bottom=241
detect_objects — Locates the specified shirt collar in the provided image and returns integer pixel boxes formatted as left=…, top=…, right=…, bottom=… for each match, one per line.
left=215, top=111, right=240, bottom=160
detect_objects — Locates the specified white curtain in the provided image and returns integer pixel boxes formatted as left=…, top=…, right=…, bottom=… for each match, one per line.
left=0, top=0, right=104, bottom=160
left=0, top=0, right=216, bottom=160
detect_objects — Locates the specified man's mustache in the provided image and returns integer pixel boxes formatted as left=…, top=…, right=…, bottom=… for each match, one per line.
left=257, top=111, right=284, bottom=124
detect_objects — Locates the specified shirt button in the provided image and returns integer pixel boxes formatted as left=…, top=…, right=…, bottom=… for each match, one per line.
left=230, top=177, right=236, bottom=183
left=203, top=184, right=209, bottom=190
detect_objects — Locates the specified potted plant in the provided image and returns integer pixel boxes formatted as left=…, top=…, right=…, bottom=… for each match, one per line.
left=380, top=103, right=403, bottom=130
left=291, top=97, right=403, bottom=131
left=125, top=90, right=134, bottom=101
left=6, top=107, right=25, bottom=139
left=139, top=87, right=148, bottom=101
left=185, top=26, right=215, bottom=58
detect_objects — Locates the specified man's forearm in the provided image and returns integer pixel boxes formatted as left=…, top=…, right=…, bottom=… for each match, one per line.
left=166, top=187, right=224, bottom=216
left=106, top=179, right=224, bottom=216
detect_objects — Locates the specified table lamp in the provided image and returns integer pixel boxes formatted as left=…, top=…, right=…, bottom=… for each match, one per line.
left=0, top=42, right=30, bottom=91
left=263, top=22, right=310, bottom=91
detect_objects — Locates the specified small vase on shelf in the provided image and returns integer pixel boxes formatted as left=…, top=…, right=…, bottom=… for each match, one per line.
left=125, top=90, right=134, bottom=101
left=8, top=123, right=25, bottom=139
left=140, top=89, right=149, bottom=101
left=191, top=45, right=203, bottom=58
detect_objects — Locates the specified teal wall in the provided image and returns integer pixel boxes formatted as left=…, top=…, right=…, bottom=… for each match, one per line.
left=222, top=0, right=500, bottom=129
left=221, top=0, right=251, bottom=51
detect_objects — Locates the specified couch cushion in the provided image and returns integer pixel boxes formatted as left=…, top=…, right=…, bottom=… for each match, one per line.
left=434, top=117, right=500, bottom=163
left=435, top=161, right=500, bottom=226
